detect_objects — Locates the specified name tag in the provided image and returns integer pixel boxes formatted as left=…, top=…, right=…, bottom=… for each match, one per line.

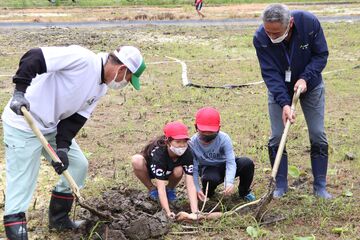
left=285, top=69, right=291, bottom=83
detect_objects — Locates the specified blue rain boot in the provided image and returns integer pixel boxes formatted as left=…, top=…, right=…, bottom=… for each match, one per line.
left=269, top=144, right=288, bottom=198
left=166, top=188, right=177, bottom=202
left=311, top=144, right=332, bottom=199
left=148, top=188, right=159, bottom=201
left=243, top=192, right=256, bottom=202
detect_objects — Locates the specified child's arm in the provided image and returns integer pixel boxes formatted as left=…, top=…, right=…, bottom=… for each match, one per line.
left=156, top=179, right=175, bottom=218
left=192, top=158, right=206, bottom=200
left=223, top=135, right=237, bottom=194
left=185, top=174, right=199, bottom=213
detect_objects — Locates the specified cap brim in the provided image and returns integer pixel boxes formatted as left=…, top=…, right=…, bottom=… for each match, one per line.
left=172, top=135, right=190, bottom=140
left=131, top=75, right=140, bottom=90
left=197, top=124, right=219, bottom=132
left=130, top=60, right=146, bottom=91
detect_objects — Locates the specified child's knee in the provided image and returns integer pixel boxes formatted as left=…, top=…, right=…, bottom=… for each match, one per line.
left=173, top=166, right=184, bottom=178
left=131, top=154, right=145, bottom=169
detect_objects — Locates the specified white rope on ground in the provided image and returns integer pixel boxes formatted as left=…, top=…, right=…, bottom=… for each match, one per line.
left=165, top=56, right=190, bottom=86
left=166, top=55, right=264, bottom=88
left=1, top=57, right=356, bottom=84
left=147, top=60, right=177, bottom=65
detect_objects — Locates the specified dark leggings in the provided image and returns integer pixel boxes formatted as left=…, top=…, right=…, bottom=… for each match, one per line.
left=200, top=157, right=254, bottom=197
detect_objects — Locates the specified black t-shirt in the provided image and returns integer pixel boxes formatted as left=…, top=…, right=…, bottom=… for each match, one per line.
left=147, top=145, right=194, bottom=180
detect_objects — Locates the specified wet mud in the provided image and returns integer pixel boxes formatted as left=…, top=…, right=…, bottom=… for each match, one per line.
left=77, top=187, right=172, bottom=240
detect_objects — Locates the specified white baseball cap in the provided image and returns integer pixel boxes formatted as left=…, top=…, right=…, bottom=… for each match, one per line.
left=113, top=46, right=146, bottom=90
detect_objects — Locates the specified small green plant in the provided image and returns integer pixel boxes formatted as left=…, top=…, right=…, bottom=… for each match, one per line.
left=288, top=165, right=300, bottom=178
left=342, top=189, right=353, bottom=197
left=331, top=227, right=348, bottom=235
left=246, top=225, right=266, bottom=239
left=87, top=220, right=108, bottom=240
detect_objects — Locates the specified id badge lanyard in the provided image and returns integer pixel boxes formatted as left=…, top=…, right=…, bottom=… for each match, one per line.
left=282, top=42, right=294, bottom=83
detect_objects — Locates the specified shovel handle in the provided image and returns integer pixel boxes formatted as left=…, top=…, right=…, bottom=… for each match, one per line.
left=21, top=107, right=82, bottom=200
left=271, top=87, right=302, bottom=179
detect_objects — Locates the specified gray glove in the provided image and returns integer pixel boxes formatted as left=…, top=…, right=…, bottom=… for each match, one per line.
left=10, top=89, right=30, bottom=115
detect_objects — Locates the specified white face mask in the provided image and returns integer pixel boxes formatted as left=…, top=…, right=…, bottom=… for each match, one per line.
left=269, top=23, right=290, bottom=44
left=169, top=145, right=187, bottom=156
left=107, top=67, right=129, bottom=90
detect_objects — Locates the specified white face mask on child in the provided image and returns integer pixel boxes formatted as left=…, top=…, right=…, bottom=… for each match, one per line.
left=170, top=145, right=187, bottom=156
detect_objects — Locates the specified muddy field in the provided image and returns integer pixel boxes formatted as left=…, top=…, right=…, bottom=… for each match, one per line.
left=0, top=3, right=360, bottom=240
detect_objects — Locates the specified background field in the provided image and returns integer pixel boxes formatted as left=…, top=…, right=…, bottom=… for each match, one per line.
left=0, top=2, right=360, bottom=240
left=1, top=0, right=357, bottom=8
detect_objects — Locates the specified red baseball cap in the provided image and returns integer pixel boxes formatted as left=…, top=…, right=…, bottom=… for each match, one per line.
left=195, top=107, right=221, bottom=132
left=163, top=121, right=190, bottom=140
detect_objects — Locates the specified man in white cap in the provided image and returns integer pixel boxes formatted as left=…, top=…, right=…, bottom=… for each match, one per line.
left=1, top=45, right=146, bottom=239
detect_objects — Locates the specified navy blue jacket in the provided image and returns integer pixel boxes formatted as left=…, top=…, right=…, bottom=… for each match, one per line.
left=253, top=10, right=328, bottom=107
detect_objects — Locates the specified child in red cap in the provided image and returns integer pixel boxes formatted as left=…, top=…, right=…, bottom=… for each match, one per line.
left=131, top=121, right=198, bottom=219
left=190, top=107, right=256, bottom=202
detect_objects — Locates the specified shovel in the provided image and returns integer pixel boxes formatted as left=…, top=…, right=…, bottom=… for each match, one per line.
left=255, top=87, right=302, bottom=221
left=21, top=107, right=114, bottom=221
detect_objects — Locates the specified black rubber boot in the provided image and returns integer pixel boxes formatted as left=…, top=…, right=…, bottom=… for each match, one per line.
left=311, top=144, right=332, bottom=199
left=49, top=191, right=84, bottom=231
left=268, top=144, right=288, bottom=198
left=4, top=212, right=28, bottom=240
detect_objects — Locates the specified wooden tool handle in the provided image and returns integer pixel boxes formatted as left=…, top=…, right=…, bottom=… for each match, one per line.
left=21, top=107, right=82, bottom=200
left=271, top=87, right=302, bottom=179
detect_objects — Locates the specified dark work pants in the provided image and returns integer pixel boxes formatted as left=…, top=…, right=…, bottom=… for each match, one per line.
left=200, top=157, right=254, bottom=198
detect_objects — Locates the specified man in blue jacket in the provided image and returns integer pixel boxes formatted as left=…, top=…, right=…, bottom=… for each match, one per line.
left=253, top=4, right=331, bottom=199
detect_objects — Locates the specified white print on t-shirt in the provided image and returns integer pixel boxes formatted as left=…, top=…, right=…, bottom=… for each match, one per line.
left=86, top=96, right=96, bottom=105
left=183, top=165, right=194, bottom=174
left=151, top=164, right=165, bottom=177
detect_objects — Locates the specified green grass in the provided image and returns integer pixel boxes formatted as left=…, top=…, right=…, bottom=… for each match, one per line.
left=0, top=13, right=359, bottom=240
left=1, top=0, right=358, bottom=8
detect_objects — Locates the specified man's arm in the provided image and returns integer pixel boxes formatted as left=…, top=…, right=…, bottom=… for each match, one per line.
left=50, top=113, right=87, bottom=174
left=253, top=36, right=291, bottom=108
left=56, top=113, right=87, bottom=149
left=13, top=48, right=47, bottom=92
left=10, top=48, right=47, bottom=115
left=299, top=18, right=329, bottom=83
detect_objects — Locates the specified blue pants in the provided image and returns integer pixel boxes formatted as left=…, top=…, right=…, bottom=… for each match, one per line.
left=2, top=123, right=88, bottom=215
left=268, top=82, right=328, bottom=147
left=267, top=82, right=329, bottom=190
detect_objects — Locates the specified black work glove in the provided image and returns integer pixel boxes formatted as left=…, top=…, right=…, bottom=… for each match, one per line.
left=10, top=89, right=30, bottom=115
left=52, top=148, right=69, bottom=175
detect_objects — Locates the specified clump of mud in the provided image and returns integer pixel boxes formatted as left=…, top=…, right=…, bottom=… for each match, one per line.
left=78, top=187, right=172, bottom=240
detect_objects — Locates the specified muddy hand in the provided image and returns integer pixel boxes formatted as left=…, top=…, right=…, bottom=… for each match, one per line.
left=222, top=184, right=234, bottom=196
left=167, top=212, right=176, bottom=219
left=197, top=191, right=206, bottom=201
left=176, top=211, right=199, bottom=222
left=187, top=213, right=199, bottom=220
